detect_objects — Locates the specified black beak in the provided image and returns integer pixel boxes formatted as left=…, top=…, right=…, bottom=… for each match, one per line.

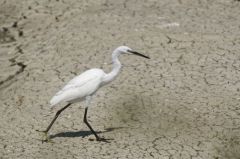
left=127, top=50, right=150, bottom=59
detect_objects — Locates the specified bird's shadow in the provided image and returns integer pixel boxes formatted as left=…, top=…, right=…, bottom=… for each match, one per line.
left=48, top=127, right=124, bottom=139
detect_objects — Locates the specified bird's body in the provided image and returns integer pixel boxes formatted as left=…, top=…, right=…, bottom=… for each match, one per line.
left=50, top=68, right=106, bottom=106
left=38, top=46, right=149, bottom=142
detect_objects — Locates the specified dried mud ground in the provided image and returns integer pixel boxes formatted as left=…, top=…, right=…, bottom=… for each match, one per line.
left=0, top=0, right=240, bottom=159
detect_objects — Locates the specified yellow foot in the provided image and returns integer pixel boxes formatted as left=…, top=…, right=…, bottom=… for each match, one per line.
left=42, top=136, right=54, bottom=143
left=90, top=136, right=113, bottom=143
left=36, top=130, right=54, bottom=143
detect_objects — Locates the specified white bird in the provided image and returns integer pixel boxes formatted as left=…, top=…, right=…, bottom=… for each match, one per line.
left=37, top=46, right=150, bottom=142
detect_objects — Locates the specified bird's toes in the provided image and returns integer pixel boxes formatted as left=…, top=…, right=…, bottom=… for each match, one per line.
left=40, top=134, right=55, bottom=144
left=36, top=130, right=53, bottom=143
left=36, top=130, right=47, bottom=137
left=41, top=137, right=54, bottom=144
left=96, top=137, right=113, bottom=143
left=36, top=129, right=47, bottom=133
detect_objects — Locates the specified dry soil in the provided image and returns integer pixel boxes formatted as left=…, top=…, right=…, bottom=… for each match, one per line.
left=0, top=0, right=240, bottom=159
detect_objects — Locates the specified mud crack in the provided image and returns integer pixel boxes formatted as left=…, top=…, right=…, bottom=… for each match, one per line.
left=0, top=61, right=26, bottom=86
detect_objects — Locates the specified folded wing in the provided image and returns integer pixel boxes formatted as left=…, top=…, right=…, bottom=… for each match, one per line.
left=50, top=69, right=105, bottom=107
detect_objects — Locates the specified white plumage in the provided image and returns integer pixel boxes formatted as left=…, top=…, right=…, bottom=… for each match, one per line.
left=38, top=46, right=149, bottom=142
left=50, top=69, right=105, bottom=107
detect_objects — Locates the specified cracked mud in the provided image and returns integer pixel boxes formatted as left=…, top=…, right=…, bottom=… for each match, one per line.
left=0, top=0, right=240, bottom=159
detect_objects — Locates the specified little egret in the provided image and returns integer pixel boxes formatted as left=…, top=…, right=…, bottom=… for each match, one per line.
left=37, top=46, right=150, bottom=142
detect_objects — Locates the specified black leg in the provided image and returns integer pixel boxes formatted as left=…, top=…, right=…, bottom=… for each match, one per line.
left=37, top=103, right=72, bottom=143
left=41, top=103, right=72, bottom=133
left=83, top=107, right=101, bottom=141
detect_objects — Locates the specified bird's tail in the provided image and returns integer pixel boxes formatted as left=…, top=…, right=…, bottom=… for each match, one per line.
left=49, top=95, right=61, bottom=108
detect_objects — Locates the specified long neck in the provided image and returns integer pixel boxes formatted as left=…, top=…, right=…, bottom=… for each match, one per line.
left=103, top=51, right=122, bottom=84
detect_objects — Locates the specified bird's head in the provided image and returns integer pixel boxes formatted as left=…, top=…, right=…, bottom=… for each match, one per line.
left=115, top=46, right=150, bottom=59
